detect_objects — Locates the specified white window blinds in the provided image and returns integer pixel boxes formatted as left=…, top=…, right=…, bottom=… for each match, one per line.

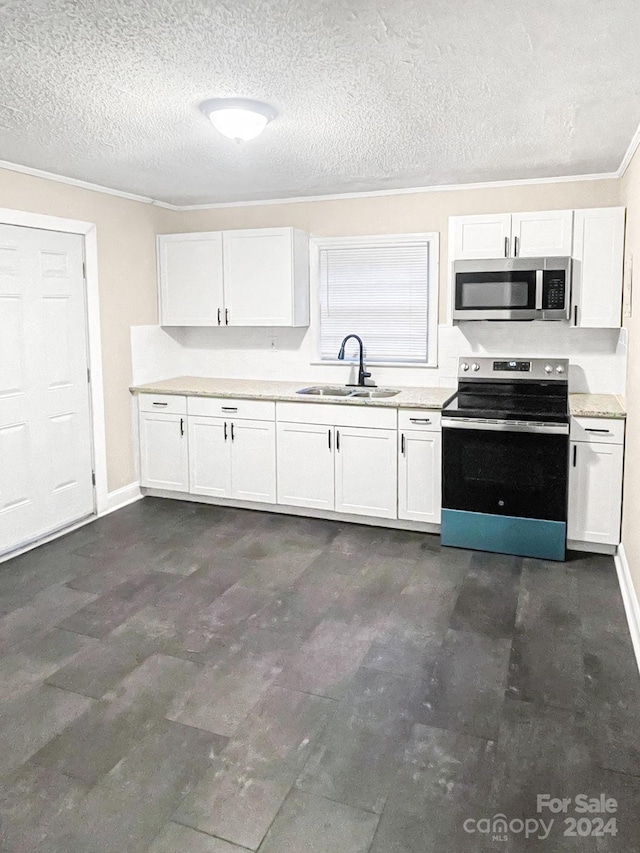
left=318, top=238, right=432, bottom=363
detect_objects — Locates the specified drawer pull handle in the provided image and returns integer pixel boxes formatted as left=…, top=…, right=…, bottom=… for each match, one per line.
left=221, top=407, right=238, bottom=412
left=152, top=401, right=168, bottom=406
left=585, top=428, right=611, bottom=434
left=410, top=418, right=432, bottom=424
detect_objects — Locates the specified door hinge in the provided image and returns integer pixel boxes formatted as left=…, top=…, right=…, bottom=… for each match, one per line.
left=91, top=471, right=96, bottom=486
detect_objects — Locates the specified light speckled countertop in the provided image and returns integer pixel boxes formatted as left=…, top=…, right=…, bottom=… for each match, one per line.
left=130, top=377, right=626, bottom=418
left=130, top=376, right=454, bottom=409
left=569, top=393, right=626, bottom=419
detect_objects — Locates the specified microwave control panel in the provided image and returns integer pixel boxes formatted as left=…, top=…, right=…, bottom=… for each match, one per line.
left=542, top=272, right=567, bottom=310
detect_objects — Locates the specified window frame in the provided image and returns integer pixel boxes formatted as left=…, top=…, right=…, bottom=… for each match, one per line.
left=310, top=232, right=440, bottom=368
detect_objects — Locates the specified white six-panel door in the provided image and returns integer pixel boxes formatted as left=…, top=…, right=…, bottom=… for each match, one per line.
left=0, top=225, right=94, bottom=554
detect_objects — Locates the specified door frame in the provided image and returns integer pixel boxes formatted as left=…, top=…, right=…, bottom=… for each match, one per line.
left=0, top=207, right=108, bottom=516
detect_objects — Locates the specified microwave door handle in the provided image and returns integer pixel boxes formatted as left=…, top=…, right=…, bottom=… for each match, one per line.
left=535, top=270, right=544, bottom=310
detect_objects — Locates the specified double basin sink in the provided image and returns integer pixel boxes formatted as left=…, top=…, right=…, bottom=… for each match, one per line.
left=296, top=385, right=400, bottom=399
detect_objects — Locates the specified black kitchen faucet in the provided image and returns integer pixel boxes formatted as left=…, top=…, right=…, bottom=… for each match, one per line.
left=337, top=334, right=376, bottom=387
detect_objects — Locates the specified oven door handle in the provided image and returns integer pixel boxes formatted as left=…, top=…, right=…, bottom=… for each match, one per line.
left=441, top=418, right=569, bottom=436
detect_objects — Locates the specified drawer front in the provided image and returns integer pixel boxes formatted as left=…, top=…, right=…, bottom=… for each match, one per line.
left=571, top=417, right=625, bottom=444
left=187, top=396, right=275, bottom=421
left=138, top=394, right=187, bottom=415
left=398, top=409, right=441, bottom=431
left=276, top=401, right=397, bottom=429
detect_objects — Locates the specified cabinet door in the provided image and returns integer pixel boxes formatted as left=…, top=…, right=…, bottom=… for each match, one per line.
left=276, top=422, right=334, bottom=510
left=188, top=416, right=232, bottom=497
left=139, top=412, right=188, bottom=491
left=398, top=429, right=441, bottom=524
left=158, top=233, right=224, bottom=326
left=568, top=440, right=624, bottom=545
left=223, top=229, right=296, bottom=326
left=335, top=427, right=397, bottom=519
left=511, top=210, right=573, bottom=257
left=231, top=419, right=276, bottom=504
left=450, top=214, right=512, bottom=259
left=572, top=208, right=625, bottom=328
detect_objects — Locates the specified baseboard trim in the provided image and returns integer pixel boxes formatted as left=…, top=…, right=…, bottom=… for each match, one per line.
left=141, top=488, right=442, bottom=534
left=614, top=542, right=640, bottom=675
left=99, top=482, right=142, bottom=517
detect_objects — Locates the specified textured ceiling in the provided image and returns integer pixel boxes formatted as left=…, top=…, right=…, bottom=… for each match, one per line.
left=0, top=0, right=639, bottom=205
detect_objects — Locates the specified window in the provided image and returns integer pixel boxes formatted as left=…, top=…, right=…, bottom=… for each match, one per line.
left=315, top=233, right=438, bottom=365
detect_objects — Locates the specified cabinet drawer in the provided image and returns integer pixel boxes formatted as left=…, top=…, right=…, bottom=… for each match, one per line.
left=187, top=396, right=275, bottom=421
left=276, top=401, right=397, bottom=429
left=398, top=409, right=441, bottom=431
left=570, top=417, right=625, bottom=445
left=138, top=394, right=187, bottom=415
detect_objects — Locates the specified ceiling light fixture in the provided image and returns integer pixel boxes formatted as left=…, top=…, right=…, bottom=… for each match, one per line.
left=199, top=98, right=278, bottom=142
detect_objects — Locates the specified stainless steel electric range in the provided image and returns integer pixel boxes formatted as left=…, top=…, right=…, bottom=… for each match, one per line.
left=441, top=357, right=570, bottom=561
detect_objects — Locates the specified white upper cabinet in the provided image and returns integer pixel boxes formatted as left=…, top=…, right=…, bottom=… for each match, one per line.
left=157, top=227, right=309, bottom=328
left=158, top=232, right=224, bottom=326
left=451, top=214, right=512, bottom=259
left=511, top=210, right=574, bottom=257
left=223, top=228, right=309, bottom=327
left=572, top=208, right=625, bottom=328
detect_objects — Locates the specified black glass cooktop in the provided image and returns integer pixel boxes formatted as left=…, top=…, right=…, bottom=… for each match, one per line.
left=443, top=381, right=570, bottom=424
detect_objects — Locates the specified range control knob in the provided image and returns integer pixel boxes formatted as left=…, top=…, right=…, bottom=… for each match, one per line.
left=544, top=364, right=553, bottom=374
left=461, top=362, right=469, bottom=372
left=556, top=365, right=566, bottom=374
left=471, top=363, right=480, bottom=372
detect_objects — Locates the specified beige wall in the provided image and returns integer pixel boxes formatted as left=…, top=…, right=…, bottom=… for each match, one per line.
left=168, top=179, right=621, bottom=321
left=0, top=167, right=161, bottom=491
left=621, top=151, right=640, bottom=599
left=0, top=166, right=624, bottom=496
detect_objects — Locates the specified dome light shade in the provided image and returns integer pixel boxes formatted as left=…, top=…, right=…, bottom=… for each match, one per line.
left=200, top=98, right=277, bottom=142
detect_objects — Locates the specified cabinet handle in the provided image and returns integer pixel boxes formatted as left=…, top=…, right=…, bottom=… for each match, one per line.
left=217, top=308, right=221, bottom=325
left=401, top=433, right=405, bottom=455
left=221, top=406, right=238, bottom=412
left=152, top=401, right=168, bottom=406
left=573, top=305, right=578, bottom=326
left=409, top=418, right=432, bottom=424
left=225, top=308, right=229, bottom=325
left=224, top=421, right=228, bottom=441
left=514, top=236, right=519, bottom=257
left=585, top=428, right=611, bottom=434
left=572, top=445, right=577, bottom=467
left=180, top=417, right=184, bottom=437
left=231, top=422, right=235, bottom=441
left=336, top=429, right=340, bottom=451
left=504, top=237, right=509, bottom=258
left=328, top=429, right=331, bottom=451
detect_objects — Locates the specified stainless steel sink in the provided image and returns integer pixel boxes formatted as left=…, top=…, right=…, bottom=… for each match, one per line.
left=295, top=385, right=400, bottom=399
left=296, top=386, right=354, bottom=397
left=349, top=389, right=400, bottom=398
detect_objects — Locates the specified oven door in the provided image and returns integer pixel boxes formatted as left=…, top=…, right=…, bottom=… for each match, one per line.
left=453, top=269, right=539, bottom=320
left=441, top=419, right=569, bottom=560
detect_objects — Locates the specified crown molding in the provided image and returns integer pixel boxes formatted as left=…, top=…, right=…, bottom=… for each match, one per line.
left=618, top=118, right=640, bottom=178
left=0, top=152, right=631, bottom=212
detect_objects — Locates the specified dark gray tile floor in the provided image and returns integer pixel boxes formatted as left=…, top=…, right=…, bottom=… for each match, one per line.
left=0, top=498, right=638, bottom=852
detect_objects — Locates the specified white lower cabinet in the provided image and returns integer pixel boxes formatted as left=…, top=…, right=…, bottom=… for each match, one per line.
left=231, top=419, right=276, bottom=503
left=276, top=422, right=334, bottom=510
left=188, top=416, right=231, bottom=497
left=568, top=418, right=625, bottom=546
left=398, top=429, right=442, bottom=524
left=139, top=411, right=188, bottom=491
left=188, top=416, right=275, bottom=503
left=334, top=426, right=398, bottom=519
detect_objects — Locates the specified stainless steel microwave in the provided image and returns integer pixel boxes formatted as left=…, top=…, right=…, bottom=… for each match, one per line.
left=453, top=257, right=571, bottom=321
